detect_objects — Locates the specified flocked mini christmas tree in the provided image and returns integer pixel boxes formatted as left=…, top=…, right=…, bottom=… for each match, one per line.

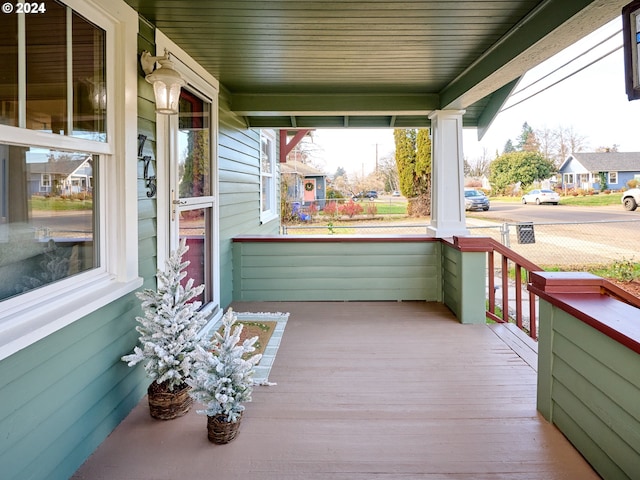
left=187, top=307, right=262, bottom=423
left=122, top=239, right=206, bottom=392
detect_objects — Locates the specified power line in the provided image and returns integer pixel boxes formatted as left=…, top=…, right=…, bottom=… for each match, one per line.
left=500, top=43, right=622, bottom=113
left=511, top=29, right=622, bottom=97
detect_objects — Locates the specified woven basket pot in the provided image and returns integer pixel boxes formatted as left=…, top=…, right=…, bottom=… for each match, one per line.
left=207, top=413, right=242, bottom=444
left=147, top=381, right=193, bottom=420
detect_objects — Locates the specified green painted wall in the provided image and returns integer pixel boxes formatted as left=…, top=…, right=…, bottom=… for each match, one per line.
left=218, top=87, right=280, bottom=308
left=232, top=240, right=441, bottom=301
left=0, top=18, right=157, bottom=480
left=537, top=300, right=640, bottom=479
left=441, top=242, right=486, bottom=324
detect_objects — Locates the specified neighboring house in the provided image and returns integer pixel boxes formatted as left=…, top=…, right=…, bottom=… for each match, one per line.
left=558, top=152, right=640, bottom=191
left=27, top=156, right=93, bottom=196
left=280, top=160, right=327, bottom=208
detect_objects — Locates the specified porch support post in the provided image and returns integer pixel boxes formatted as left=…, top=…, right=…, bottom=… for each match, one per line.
left=427, top=110, right=469, bottom=238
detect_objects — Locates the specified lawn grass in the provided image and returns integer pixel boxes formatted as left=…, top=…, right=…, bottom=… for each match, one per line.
left=30, top=195, right=93, bottom=211
left=371, top=202, right=407, bottom=214
left=490, top=192, right=622, bottom=207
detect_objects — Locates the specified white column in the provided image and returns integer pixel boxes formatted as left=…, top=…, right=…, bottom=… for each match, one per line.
left=427, top=110, right=469, bottom=238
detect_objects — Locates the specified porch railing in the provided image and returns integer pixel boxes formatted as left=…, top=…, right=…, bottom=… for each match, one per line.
left=471, top=236, right=640, bottom=341
left=450, top=236, right=541, bottom=340
left=484, top=238, right=542, bottom=340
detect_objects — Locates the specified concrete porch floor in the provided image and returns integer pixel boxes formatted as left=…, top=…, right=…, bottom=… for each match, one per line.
left=73, top=301, right=599, bottom=479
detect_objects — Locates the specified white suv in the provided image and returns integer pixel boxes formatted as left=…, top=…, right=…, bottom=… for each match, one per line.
left=622, top=188, right=640, bottom=211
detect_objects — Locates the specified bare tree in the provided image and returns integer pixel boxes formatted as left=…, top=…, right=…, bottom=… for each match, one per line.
left=377, top=153, right=399, bottom=192
left=466, top=148, right=492, bottom=177
left=534, top=126, right=558, bottom=165
left=556, top=125, right=588, bottom=165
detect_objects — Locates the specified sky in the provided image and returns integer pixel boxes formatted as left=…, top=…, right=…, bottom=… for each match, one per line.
left=306, top=17, right=640, bottom=177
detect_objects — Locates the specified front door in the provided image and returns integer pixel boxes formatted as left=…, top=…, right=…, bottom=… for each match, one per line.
left=169, top=87, right=219, bottom=313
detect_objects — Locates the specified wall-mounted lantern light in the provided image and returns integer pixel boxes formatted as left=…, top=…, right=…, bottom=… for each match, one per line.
left=140, top=49, right=186, bottom=114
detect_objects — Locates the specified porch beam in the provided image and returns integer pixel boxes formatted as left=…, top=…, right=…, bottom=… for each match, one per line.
left=230, top=93, right=439, bottom=116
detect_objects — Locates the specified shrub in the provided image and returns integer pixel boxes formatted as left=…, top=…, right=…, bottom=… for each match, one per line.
left=365, top=202, right=378, bottom=216
left=323, top=201, right=340, bottom=220
left=339, top=199, right=363, bottom=218
left=306, top=202, right=318, bottom=221
left=609, top=258, right=637, bottom=282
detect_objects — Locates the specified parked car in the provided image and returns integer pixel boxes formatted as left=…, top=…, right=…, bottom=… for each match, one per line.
left=464, top=189, right=490, bottom=211
left=392, top=190, right=401, bottom=197
left=622, top=188, right=640, bottom=211
left=352, top=190, right=378, bottom=200
left=521, top=189, right=560, bottom=205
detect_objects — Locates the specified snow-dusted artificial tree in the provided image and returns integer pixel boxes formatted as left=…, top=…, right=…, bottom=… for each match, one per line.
left=188, top=307, right=262, bottom=423
left=122, top=239, right=206, bottom=393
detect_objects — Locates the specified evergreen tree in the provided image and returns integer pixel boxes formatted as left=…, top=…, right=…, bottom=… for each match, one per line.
left=503, top=139, right=515, bottom=154
left=394, top=129, right=416, bottom=197
left=188, top=308, right=262, bottom=422
left=393, top=128, right=431, bottom=216
left=516, top=122, right=535, bottom=151
left=122, top=240, right=206, bottom=391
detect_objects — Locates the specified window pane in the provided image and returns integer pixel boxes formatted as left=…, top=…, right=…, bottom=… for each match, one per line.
left=260, top=132, right=275, bottom=214
left=261, top=135, right=273, bottom=174
left=261, top=177, right=272, bottom=212
left=0, top=14, right=18, bottom=126
left=178, top=90, right=210, bottom=198
left=179, top=207, right=209, bottom=305
left=0, top=144, right=97, bottom=301
left=72, top=12, right=106, bottom=141
left=26, top=0, right=67, bottom=134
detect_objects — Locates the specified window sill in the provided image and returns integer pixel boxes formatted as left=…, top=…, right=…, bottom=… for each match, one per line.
left=260, top=212, right=279, bottom=225
left=0, top=275, right=143, bottom=361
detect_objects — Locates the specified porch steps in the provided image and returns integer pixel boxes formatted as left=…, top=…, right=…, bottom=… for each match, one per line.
left=489, top=322, right=538, bottom=371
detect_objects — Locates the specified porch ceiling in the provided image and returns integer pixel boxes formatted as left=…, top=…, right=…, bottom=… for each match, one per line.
left=124, top=0, right=626, bottom=135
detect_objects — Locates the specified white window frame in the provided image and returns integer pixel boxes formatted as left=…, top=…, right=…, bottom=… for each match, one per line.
left=608, top=171, right=618, bottom=184
left=40, top=173, right=51, bottom=191
left=0, top=0, right=141, bottom=361
left=260, top=129, right=278, bottom=224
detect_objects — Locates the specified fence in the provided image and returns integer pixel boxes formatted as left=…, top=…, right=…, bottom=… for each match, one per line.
left=283, top=218, right=640, bottom=268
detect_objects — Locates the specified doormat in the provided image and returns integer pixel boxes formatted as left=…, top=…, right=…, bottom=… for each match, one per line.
left=211, top=311, right=289, bottom=384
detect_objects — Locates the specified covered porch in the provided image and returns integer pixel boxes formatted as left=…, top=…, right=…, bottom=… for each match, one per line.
left=73, top=301, right=597, bottom=479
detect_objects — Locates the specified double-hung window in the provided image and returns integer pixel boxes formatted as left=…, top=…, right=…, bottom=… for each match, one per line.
left=0, top=0, right=139, bottom=359
left=260, top=130, right=277, bottom=223
left=608, top=171, right=618, bottom=185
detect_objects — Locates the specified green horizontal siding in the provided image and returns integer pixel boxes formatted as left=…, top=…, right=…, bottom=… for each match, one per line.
left=0, top=18, right=159, bottom=480
left=233, top=240, right=440, bottom=301
left=538, top=302, right=640, bottom=480
left=440, top=242, right=486, bottom=324
left=218, top=89, right=280, bottom=308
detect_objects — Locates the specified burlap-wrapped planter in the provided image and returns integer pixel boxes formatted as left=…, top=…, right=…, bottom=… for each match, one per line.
left=147, top=381, right=193, bottom=420
left=207, top=413, right=242, bottom=444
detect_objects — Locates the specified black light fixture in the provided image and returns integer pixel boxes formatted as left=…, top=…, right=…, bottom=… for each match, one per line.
left=623, top=0, right=640, bottom=100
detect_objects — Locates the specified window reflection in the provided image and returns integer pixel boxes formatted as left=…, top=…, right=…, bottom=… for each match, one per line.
left=0, top=0, right=106, bottom=141
left=178, top=90, right=210, bottom=198
left=0, top=14, right=18, bottom=126
left=0, top=144, right=97, bottom=301
left=179, top=208, right=207, bottom=305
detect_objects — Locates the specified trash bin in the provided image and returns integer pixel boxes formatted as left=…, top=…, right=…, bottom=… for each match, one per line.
left=516, top=222, right=535, bottom=244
